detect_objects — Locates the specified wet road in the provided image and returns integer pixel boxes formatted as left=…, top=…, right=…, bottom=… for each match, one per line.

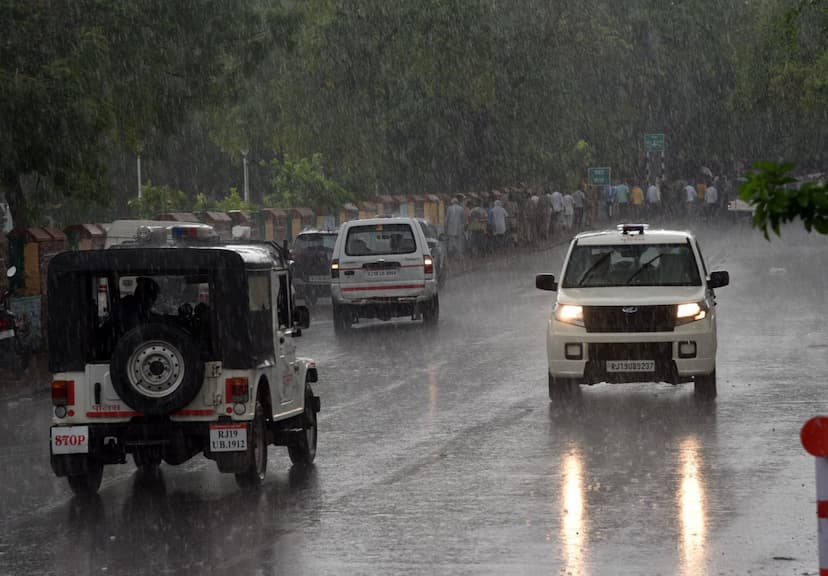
left=1, top=220, right=827, bottom=575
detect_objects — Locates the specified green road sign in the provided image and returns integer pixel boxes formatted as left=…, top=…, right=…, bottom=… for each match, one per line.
left=588, top=167, right=611, bottom=187
left=644, top=133, right=665, bottom=153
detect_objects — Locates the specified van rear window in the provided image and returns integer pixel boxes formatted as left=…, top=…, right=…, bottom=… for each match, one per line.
left=345, top=224, right=417, bottom=256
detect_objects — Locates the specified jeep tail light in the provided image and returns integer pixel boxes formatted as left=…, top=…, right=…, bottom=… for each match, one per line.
left=0, top=316, right=11, bottom=331
left=225, top=377, right=249, bottom=403
left=331, top=258, right=340, bottom=279
left=52, top=380, right=75, bottom=406
left=423, top=255, right=434, bottom=275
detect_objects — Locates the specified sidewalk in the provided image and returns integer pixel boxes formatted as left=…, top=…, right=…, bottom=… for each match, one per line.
left=0, top=351, right=50, bottom=400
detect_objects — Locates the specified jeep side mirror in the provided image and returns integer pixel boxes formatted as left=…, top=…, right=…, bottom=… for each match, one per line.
left=535, top=273, right=557, bottom=291
left=293, top=305, right=310, bottom=329
left=708, top=270, right=729, bottom=289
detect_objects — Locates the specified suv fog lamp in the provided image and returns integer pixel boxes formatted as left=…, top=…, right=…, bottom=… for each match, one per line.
left=678, top=340, right=697, bottom=358
left=555, top=304, right=584, bottom=327
left=565, top=343, right=583, bottom=360
left=233, top=403, right=246, bottom=416
left=54, top=405, right=67, bottom=419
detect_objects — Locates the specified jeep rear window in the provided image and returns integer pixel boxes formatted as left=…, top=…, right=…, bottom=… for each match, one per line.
left=345, top=223, right=417, bottom=256
left=562, top=242, right=701, bottom=288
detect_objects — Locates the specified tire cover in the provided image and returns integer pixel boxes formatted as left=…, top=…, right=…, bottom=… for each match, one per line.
left=110, top=323, right=204, bottom=415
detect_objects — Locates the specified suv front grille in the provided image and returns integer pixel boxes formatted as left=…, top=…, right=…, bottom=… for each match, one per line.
left=583, top=305, right=674, bottom=333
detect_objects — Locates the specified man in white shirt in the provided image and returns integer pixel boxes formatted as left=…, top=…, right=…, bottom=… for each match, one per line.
left=646, top=182, right=661, bottom=219
left=490, top=200, right=508, bottom=251
left=704, top=184, right=718, bottom=221
left=684, top=182, right=697, bottom=217
left=550, top=190, right=563, bottom=233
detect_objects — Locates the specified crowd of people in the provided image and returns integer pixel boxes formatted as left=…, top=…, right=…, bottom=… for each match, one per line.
left=441, top=175, right=739, bottom=260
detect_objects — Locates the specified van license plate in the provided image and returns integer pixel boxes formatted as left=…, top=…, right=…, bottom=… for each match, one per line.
left=606, top=360, right=655, bottom=373
left=366, top=270, right=398, bottom=278
left=209, top=423, right=248, bottom=452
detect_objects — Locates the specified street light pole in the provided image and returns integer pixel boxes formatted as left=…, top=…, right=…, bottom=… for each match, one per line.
left=241, top=149, right=249, bottom=203
left=137, top=153, right=143, bottom=200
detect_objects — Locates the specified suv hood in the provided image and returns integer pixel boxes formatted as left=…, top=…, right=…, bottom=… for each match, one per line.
left=557, top=286, right=706, bottom=306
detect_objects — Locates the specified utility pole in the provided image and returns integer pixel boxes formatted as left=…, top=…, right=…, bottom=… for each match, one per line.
left=241, top=149, right=249, bottom=203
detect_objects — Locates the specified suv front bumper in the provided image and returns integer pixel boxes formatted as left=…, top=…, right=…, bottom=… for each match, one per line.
left=546, top=317, right=716, bottom=384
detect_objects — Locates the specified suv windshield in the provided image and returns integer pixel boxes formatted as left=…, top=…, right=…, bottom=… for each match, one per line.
left=562, top=243, right=701, bottom=288
left=345, top=223, right=416, bottom=256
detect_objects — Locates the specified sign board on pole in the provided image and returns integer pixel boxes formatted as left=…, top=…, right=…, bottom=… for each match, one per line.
left=644, top=133, right=666, bottom=153
left=588, top=167, right=611, bottom=187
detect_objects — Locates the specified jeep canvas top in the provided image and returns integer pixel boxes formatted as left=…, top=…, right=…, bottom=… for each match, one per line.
left=47, top=224, right=320, bottom=494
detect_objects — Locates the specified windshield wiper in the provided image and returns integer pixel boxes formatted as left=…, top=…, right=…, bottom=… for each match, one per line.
left=577, top=252, right=612, bottom=286
left=625, top=253, right=663, bottom=285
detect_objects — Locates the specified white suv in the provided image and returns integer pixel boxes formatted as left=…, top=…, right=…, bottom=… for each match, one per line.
left=330, top=217, right=439, bottom=332
left=536, top=224, right=729, bottom=400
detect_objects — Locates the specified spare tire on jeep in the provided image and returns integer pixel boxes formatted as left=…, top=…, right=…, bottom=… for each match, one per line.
left=110, top=323, right=204, bottom=415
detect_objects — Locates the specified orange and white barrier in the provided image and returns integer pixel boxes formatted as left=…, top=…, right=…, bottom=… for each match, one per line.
left=801, top=416, right=828, bottom=576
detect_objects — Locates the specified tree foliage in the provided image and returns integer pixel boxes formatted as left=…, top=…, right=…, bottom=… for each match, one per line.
left=740, top=162, right=828, bottom=239
left=127, top=183, right=188, bottom=218
left=265, top=154, right=352, bottom=211
left=2, top=0, right=827, bottom=227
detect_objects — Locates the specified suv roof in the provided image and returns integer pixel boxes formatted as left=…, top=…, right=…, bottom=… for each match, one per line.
left=575, top=224, right=694, bottom=246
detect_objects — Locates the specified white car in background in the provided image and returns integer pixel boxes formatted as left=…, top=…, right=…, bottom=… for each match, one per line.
left=329, top=217, right=439, bottom=332
left=536, top=224, right=730, bottom=400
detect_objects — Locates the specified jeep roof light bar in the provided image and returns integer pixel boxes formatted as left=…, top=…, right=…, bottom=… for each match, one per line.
left=618, top=224, right=649, bottom=235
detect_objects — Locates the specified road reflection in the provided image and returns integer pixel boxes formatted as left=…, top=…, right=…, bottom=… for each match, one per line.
left=560, top=449, right=587, bottom=575
left=548, top=388, right=717, bottom=573
left=677, top=436, right=707, bottom=576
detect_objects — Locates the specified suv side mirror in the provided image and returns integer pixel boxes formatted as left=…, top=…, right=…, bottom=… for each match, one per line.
left=708, top=270, right=729, bottom=289
left=293, top=305, right=310, bottom=329
left=535, top=273, right=558, bottom=291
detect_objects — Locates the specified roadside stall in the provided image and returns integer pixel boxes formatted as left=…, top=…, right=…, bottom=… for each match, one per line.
left=64, top=223, right=107, bottom=251
left=195, top=211, right=233, bottom=241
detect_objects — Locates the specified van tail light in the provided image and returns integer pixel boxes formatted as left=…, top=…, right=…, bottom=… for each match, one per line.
left=423, top=255, right=434, bottom=275
left=225, top=377, right=249, bottom=404
left=331, top=258, right=340, bottom=279
left=52, top=380, right=75, bottom=406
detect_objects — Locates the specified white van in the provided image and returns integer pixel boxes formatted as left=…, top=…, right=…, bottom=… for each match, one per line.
left=329, top=217, right=439, bottom=332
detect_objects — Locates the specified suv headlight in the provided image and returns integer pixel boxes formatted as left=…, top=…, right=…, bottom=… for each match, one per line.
left=554, top=304, right=584, bottom=327
left=675, top=301, right=708, bottom=325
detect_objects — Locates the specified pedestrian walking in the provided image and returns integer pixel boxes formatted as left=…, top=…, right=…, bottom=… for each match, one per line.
left=631, top=183, right=644, bottom=220
left=445, top=195, right=466, bottom=258
left=646, top=181, right=661, bottom=218
left=704, top=183, right=718, bottom=221
left=684, top=181, right=698, bottom=218
left=572, top=188, right=586, bottom=228
left=562, top=193, right=574, bottom=230
left=550, top=190, right=563, bottom=233
left=490, top=200, right=508, bottom=251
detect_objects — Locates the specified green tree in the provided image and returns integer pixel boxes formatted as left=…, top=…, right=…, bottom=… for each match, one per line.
left=265, top=154, right=352, bottom=211
left=127, top=183, right=188, bottom=218
left=0, top=0, right=272, bottom=227
left=739, top=162, right=828, bottom=239
left=215, top=188, right=254, bottom=212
